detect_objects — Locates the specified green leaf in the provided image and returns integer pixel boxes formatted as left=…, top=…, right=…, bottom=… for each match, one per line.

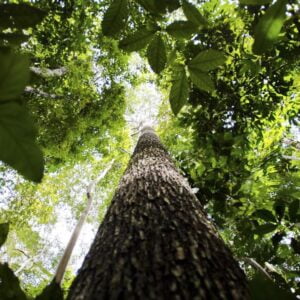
left=0, top=223, right=9, bottom=248
left=253, top=223, right=277, bottom=235
left=252, top=209, right=276, bottom=223
left=0, top=33, right=29, bottom=46
left=249, top=272, right=296, bottom=300
left=291, top=238, right=300, bottom=255
left=146, top=34, right=167, bottom=74
left=188, top=49, right=226, bottom=71
left=288, top=200, right=299, bottom=223
left=119, top=28, right=156, bottom=52
left=0, top=263, right=27, bottom=300
left=166, top=21, right=198, bottom=39
left=0, top=49, right=30, bottom=102
left=0, top=102, right=44, bottom=182
left=101, top=0, right=128, bottom=36
left=252, top=0, right=287, bottom=55
left=169, top=65, right=189, bottom=115
left=274, top=200, right=285, bottom=221
left=240, top=0, right=272, bottom=5
left=0, top=4, right=47, bottom=29
left=35, top=280, right=64, bottom=300
left=188, top=67, right=215, bottom=93
left=136, top=0, right=180, bottom=14
left=182, top=1, right=208, bottom=27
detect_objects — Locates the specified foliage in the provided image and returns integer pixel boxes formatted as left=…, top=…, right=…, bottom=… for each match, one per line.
left=0, top=0, right=299, bottom=298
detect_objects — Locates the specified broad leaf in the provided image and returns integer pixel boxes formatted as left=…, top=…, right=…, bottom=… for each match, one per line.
left=253, top=223, right=277, bottom=235
left=182, top=1, right=208, bottom=27
left=136, top=0, right=180, bottom=14
left=252, top=0, right=287, bottom=55
left=166, top=21, right=198, bottom=39
left=35, top=280, right=64, bottom=300
left=188, top=49, right=226, bottom=71
left=169, top=65, right=189, bottom=115
left=0, top=49, right=29, bottom=102
left=102, top=0, right=128, bottom=36
left=146, top=34, right=167, bottom=74
left=288, top=200, right=299, bottom=223
left=119, top=28, right=156, bottom=52
left=274, top=200, right=285, bottom=221
left=188, top=67, right=215, bottom=93
left=240, top=0, right=272, bottom=4
left=252, top=209, right=276, bottom=223
left=0, top=3, right=46, bottom=29
left=0, top=102, right=44, bottom=182
left=0, top=33, right=29, bottom=46
left=0, top=223, right=9, bottom=248
left=0, top=263, right=27, bottom=300
left=249, top=272, right=296, bottom=300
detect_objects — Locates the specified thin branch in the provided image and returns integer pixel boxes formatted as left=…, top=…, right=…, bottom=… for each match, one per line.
left=241, top=257, right=272, bottom=280
left=54, top=160, right=115, bottom=284
left=282, top=155, right=300, bottom=161
left=24, top=86, right=61, bottom=99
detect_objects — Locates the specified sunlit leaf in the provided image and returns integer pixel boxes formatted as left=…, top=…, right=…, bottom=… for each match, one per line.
left=0, top=102, right=44, bottom=182
left=146, top=34, right=167, bottom=74
left=102, top=0, right=128, bottom=36
left=0, top=263, right=27, bottom=300
left=119, top=28, right=156, bottom=52
left=252, top=0, right=287, bottom=55
left=169, top=65, right=189, bottom=115
left=166, top=21, right=198, bottom=39
left=0, top=223, right=9, bottom=248
left=188, top=49, right=226, bottom=71
left=0, top=49, right=29, bottom=102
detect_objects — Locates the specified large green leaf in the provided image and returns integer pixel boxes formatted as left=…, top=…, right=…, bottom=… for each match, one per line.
left=119, top=28, right=156, bottom=52
left=0, top=3, right=46, bottom=29
left=252, top=0, right=287, bottom=55
left=253, top=223, right=277, bottom=235
left=288, top=200, right=299, bottom=223
left=249, top=272, right=296, bottom=300
left=0, top=49, right=29, bottom=102
left=35, top=280, right=63, bottom=300
left=188, top=49, right=226, bottom=71
left=252, top=209, right=277, bottom=223
left=188, top=67, right=215, bottom=93
left=136, top=0, right=180, bottom=14
left=0, top=263, right=27, bottom=300
left=182, top=1, right=208, bottom=27
left=146, top=34, right=167, bottom=74
left=0, top=102, right=44, bottom=182
left=0, top=33, right=29, bottom=46
left=101, top=0, right=128, bottom=36
left=166, top=21, right=198, bottom=39
left=169, top=65, right=190, bottom=115
left=0, top=223, right=9, bottom=248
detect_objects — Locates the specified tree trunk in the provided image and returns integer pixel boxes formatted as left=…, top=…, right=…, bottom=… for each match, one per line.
left=67, top=127, right=249, bottom=300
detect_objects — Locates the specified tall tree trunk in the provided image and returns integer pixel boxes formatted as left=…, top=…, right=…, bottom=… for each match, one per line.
left=67, top=127, right=249, bottom=300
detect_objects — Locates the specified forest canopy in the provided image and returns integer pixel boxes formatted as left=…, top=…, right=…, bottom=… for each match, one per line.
left=0, top=0, right=299, bottom=299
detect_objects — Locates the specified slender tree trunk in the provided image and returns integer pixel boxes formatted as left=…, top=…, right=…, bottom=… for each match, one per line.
left=67, top=127, right=249, bottom=300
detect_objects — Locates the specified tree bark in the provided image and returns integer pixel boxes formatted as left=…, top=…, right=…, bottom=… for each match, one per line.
left=67, top=127, right=249, bottom=300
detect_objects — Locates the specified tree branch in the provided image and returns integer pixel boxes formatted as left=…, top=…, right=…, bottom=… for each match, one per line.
left=54, top=160, right=115, bottom=284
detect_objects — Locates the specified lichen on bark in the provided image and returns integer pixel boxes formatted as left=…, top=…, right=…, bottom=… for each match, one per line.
left=67, top=127, right=249, bottom=300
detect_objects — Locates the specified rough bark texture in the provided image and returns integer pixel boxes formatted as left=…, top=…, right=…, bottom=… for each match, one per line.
left=67, top=127, right=249, bottom=300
